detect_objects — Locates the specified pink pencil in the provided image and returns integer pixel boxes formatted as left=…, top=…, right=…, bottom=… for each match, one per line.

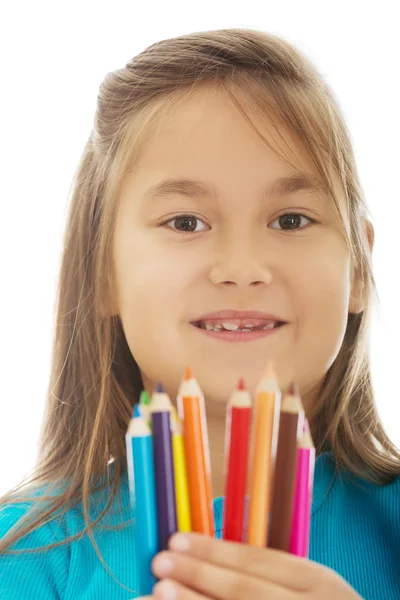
left=289, top=419, right=315, bottom=557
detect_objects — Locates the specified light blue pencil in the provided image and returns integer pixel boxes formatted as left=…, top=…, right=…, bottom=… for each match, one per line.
left=126, top=404, right=158, bottom=595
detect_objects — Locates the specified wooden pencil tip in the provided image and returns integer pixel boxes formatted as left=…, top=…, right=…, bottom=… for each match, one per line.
left=288, top=381, right=300, bottom=396
left=184, top=366, right=193, bottom=380
left=155, top=381, right=165, bottom=393
left=303, top=418, right=309, bottom=433
left=237, top=377, right=246, bottom=390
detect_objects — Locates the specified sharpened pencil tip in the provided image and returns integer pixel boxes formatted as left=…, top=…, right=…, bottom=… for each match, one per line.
left=184, top=366, right=193, bottom=380
left=155, top=381, right=165, bottom=393
left=288, top=381, right=300, bottom=396
left=133, top=404, right=141, bottom=418
left=139, top=390, right=151, bottom=405
left=237, top=377, right=246, bottom=390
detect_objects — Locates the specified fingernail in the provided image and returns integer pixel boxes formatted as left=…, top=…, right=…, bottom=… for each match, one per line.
left=169, top=533, right=191, bottom=552
left=152, top=554, right=173, bottom=576
left=154, top=580, right=177, bottom=600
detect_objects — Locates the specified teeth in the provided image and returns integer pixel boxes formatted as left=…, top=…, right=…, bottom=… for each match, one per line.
left=205, top=323, right=222, bottom=331
left=199, top=320, right=281, bottom=332
left=222, top=322, right=240, bottom=331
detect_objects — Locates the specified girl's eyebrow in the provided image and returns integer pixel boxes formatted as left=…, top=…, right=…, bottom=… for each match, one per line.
left=140, top=174, right=329, bottom=204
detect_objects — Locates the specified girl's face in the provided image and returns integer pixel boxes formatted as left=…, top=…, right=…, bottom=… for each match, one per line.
left=112, top=85, right=361, bottom=412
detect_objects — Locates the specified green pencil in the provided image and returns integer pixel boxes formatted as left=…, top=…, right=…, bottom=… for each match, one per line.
left=139, top=390, right=152, bottom=423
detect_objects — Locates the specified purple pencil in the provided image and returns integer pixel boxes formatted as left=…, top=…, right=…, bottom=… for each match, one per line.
left=150, top=382, right=178, bottom=551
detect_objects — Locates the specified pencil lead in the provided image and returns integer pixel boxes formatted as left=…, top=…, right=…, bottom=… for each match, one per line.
left=133, top=404, right=141, bottom=418
left=288, top=381, right=300, bottom=396
left=237, top=377, right=246, bottom=390
left=155, top=381, right=165, bottom=393
left=139, top=390, right=151, bottom=405
left=184, top=366, right=193, bottom=380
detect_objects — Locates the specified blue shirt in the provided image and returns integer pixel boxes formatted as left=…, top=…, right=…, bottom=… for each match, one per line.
left=1, top=452, right=400, bottom=599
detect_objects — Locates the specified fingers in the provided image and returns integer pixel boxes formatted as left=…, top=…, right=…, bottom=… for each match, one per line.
left=166, top=533, right=312, bottom=591
left=154, top=579, right=208, bottom=600
left=152, top=552, right=288, bottom=600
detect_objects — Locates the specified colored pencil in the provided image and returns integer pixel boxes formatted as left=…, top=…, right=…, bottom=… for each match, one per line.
left=247, top=362, right=281, bottom=547
left=152, top=387, right=191, bottom=531
left=289, top=419, right=315, bottom=557
left=139, top=390, right=152, bottom=420
left=150, top=382, right=178, bottom=551
left=170, top=411, right=192, bottom=532
left=125, top=406, right=158, bottom=595
left=179, top=375, right=212, bottom=482
left=268, top=382, right=305, bottom=552
left=222, top=378, right=252, bottom=542
left=178, top=367, right=214, bottom=535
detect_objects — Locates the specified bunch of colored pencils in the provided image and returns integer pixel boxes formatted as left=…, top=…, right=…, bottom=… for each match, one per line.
left=125, top=363, right=315, bottom=596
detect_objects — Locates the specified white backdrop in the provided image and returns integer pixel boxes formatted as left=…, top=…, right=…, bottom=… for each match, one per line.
left=1, top=1, right=399, bottom=495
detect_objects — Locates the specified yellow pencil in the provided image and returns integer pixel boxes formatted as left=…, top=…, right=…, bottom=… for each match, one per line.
left=171, top=411, right=192, bottom=532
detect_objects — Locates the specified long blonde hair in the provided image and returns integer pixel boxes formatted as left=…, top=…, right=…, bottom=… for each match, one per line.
left=1, top=27, right=399, bottom=584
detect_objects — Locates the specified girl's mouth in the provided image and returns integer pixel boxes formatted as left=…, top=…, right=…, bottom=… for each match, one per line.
left=191, top=319, right=286, bottom=343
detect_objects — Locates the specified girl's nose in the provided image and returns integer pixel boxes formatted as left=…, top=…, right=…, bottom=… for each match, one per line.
left=208, top=240, right=273, bottom=288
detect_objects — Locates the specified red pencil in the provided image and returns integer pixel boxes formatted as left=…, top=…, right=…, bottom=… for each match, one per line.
left=222, top=378, right=252, bottom=542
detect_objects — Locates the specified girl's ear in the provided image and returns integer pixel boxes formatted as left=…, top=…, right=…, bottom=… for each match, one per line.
left=348, top=219, right=374, bottom=315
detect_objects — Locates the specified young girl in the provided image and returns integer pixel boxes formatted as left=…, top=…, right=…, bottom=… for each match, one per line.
left=0, top=27, right=399, bottom=600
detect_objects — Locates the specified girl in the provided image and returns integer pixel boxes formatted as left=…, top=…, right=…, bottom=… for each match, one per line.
left=0, top=27, right=399, bottom=600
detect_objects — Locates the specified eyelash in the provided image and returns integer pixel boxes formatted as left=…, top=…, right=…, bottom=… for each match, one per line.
left=160, top=212, right=318, bottom=234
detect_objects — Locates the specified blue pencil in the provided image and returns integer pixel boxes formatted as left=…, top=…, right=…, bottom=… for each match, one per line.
left=125, top=404, right=158, bottom=595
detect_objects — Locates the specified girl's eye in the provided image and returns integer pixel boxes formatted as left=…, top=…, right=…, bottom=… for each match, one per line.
left=270, top=212, right=316, bottom=231
left=162, top=214, right=208, bottom=233
left=161, top=212, right=316, bottom=234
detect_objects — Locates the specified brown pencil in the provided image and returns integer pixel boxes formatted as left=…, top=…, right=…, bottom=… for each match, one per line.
left=268, top=382, right=305, bottom=552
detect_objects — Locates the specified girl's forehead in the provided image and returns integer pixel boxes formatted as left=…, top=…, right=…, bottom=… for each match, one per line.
left=135, top=85, right=338, bottom=189
left=123, top=83, right=348, bottom=228
left=140, top=85, right=301, bottom=156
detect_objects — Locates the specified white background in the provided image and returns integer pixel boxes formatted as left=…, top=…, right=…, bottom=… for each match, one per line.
left=1, top=1, right=399, bottom=495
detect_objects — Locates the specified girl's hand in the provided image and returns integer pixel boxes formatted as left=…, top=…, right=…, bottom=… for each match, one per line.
left=146, top=532, right=363, bottom=599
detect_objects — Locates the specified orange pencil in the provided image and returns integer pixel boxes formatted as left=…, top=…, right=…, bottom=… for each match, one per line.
left=178, top=367, right=214, bottom=536
left=178, top=374, right=211, bottom=481
left=246, top=361, right=281, bottom=547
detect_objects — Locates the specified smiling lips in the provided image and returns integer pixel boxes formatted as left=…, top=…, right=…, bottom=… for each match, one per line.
left=191, top=310, right=287, bottom=342
left=197, top=319, right=279, bottom=332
